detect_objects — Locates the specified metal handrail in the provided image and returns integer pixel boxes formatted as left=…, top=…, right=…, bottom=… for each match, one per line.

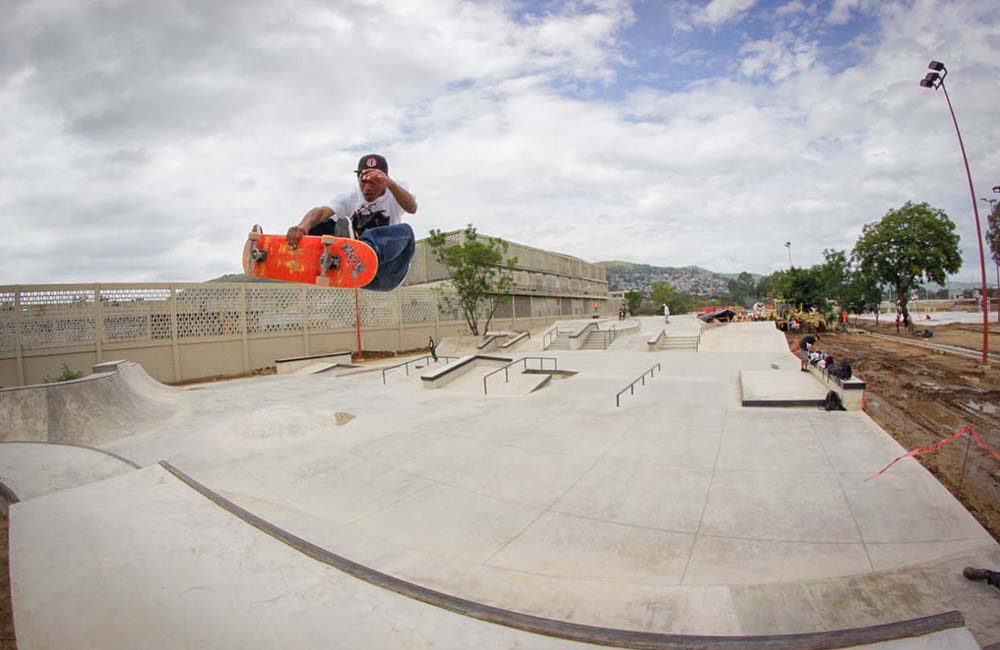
left=483, top=356, right=558, bottom=394
left=615, top=362, right=662, bottom=407
left=542, top=327, right=561, bottom=350
left=382, top=355, right=458, bottom=384
left=589, top=324, right=617, bottom=350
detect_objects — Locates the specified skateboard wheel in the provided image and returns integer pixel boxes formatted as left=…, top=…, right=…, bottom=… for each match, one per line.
left=321, top=235, right=335, bottom=245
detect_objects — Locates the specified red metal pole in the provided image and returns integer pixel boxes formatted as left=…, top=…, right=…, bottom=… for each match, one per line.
left=940, top=80, right=989, bottom=366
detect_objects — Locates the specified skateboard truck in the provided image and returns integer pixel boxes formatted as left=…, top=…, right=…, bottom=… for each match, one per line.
left=963, top=567, right=1000, bottom=591
left=247, top=225, right=267, bottom=264
left=316, top=235, right=341, bottom=286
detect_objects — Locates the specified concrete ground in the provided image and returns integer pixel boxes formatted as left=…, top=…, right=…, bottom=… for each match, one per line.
left=3, top=316, right=999, bottom=649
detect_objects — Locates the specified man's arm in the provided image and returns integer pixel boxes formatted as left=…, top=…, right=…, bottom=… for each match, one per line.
left=386, top=178, right=417, bottom=214
left=287, top=206, right=333, bottom=248
left=361, top=169, right=417, bottom=214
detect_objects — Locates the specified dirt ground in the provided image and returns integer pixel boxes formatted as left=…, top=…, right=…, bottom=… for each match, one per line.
left=793, top=321, right=1000, bottom=542
left=1, top=515, right=14, bottom=650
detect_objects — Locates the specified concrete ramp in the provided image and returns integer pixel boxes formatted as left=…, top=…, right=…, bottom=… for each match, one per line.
left=0, top=361, right=178, bottom=446
left=0, top=442, right=138, bottom=501
left=740, top=369, right=828, bottom=407
left=700, top=321, right=789, bottom=353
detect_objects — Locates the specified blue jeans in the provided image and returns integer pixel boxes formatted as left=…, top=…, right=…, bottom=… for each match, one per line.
left=308, top=221, right=414, bottom=292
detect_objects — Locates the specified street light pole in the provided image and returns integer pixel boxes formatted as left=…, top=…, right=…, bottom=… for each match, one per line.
left=987, top=190, right=1000, bottom=323
left=920, top=61, right=990, bottom=366
left=785, top=241, right=792, bottom=268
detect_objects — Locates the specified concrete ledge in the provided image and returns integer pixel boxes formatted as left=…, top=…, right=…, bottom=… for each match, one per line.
left=159, top=460, right=968, bottom=650
left=647, top=329, right=666, bottom=350
left=477, top=334, right=500, bottom=351
left=806, top=366, right=866, bottom=410
left=499, top=331, right=530, bottom=348
left=740, top=370, right=827, bottom=408
left=92, top=359, right=129, bottom=374
left=275, top=351, right=353, bottom=375
left=420, top=354, right=512, bottom=389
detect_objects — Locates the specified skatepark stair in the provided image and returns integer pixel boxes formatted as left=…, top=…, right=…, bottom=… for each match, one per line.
left=659, top=334, right=700, bottom=351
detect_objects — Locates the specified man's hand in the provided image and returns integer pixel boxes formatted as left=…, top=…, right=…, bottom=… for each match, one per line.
left=359, top=168, right=387, bottom=185
left=286, top=225, right=306, bottom=249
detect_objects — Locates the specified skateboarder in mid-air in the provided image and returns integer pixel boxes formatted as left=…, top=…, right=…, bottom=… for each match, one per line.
left=286, top=154, right=418, bottom=291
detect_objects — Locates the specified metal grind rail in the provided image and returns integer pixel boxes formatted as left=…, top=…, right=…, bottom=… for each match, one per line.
left=382, top=355, right=458, bottom=384
left=616, top=362, right=662, bottom=407
left=483, top=357, right=558, bottom=395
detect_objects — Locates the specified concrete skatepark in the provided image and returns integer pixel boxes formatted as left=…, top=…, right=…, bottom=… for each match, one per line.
left=2, top=316, right=999, bottom=649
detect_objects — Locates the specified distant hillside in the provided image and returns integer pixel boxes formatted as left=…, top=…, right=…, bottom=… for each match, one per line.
left=597, top=261, right=756, bottom=297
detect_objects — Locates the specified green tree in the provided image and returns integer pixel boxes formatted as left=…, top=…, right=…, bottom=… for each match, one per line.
left=650, top=281, right=695, bottom=315
left=427, top=225, right=517, bottom=336
left=784, top=266, right=826, bottom=310
left=727, top=272, right=758, bottom=308
left=624, top=291, right=643, bottom=315
left=852, top=201, right=961, bottom=329
left=987, top=202, right=999, bottom=323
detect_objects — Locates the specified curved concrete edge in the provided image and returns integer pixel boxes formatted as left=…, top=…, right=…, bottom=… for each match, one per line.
left=0, top=440, right=142, bottom=469
left=0, top=478, right=19, bottom=517
left=159, top=460, right=966, bottom=650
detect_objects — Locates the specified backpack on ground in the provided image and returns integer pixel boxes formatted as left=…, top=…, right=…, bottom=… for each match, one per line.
left=823, top=390, right=845, bottom=411
left=838, top=362, right=852, bottom=381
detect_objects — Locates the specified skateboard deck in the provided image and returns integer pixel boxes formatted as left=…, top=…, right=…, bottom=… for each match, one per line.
left=243, top=227, right=378, bottom=288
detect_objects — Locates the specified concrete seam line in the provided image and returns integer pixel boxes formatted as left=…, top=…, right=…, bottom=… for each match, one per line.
left=158, top=460, right=965, bottom=650
left=0, top=440, right=141, bottom=470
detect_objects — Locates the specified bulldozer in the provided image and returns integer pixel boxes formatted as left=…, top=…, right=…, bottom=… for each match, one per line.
left=767, top=299, right=827, bottom=332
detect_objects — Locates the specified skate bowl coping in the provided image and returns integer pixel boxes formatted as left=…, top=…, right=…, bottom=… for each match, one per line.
left=160, top=459, right=969, bottom=650
left=420, top=354, right=512, bottom=389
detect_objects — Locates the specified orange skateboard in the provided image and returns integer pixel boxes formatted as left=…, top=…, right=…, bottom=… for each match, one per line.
left=243, top=226, right=378, bottom=288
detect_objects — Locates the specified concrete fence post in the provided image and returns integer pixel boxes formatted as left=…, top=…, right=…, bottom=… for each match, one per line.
left=14, top=286, right=24, bottom=385
left=94, top=284, right=104, bottom=363
left=169, top=285, right=181, bottom=383
left=301, top=286, right=310, bottom=355
left=239, top=285, right=250, bottom=374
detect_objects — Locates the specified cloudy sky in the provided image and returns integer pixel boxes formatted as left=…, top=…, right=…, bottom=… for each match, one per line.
left=3, top=0, right=999, bottom=284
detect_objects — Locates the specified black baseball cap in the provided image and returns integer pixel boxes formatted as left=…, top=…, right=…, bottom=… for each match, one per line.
left=355, top=154, right=388, bottom=175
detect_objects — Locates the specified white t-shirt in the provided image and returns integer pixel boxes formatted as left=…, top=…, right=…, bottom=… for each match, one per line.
left=326, top=182, right=412, bottom=236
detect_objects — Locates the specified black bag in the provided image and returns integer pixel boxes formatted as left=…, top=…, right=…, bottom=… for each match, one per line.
left=823, top=390, right=845, bottom=411
left=838, top=362, right=852, bottom=380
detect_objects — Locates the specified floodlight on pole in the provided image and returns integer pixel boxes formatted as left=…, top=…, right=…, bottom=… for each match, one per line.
left=919, top=60, right=990, bottom=365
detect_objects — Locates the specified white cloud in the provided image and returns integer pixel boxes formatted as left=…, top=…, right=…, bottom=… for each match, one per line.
left=1, top=0, right=999, bottom=285
left=826, top=0, right=880, bottom=25
left=693, top=0, right=759, bottom=26
left=776, top=1, right=806, bottom=16
left=739, top=32, right=820, bottom=81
